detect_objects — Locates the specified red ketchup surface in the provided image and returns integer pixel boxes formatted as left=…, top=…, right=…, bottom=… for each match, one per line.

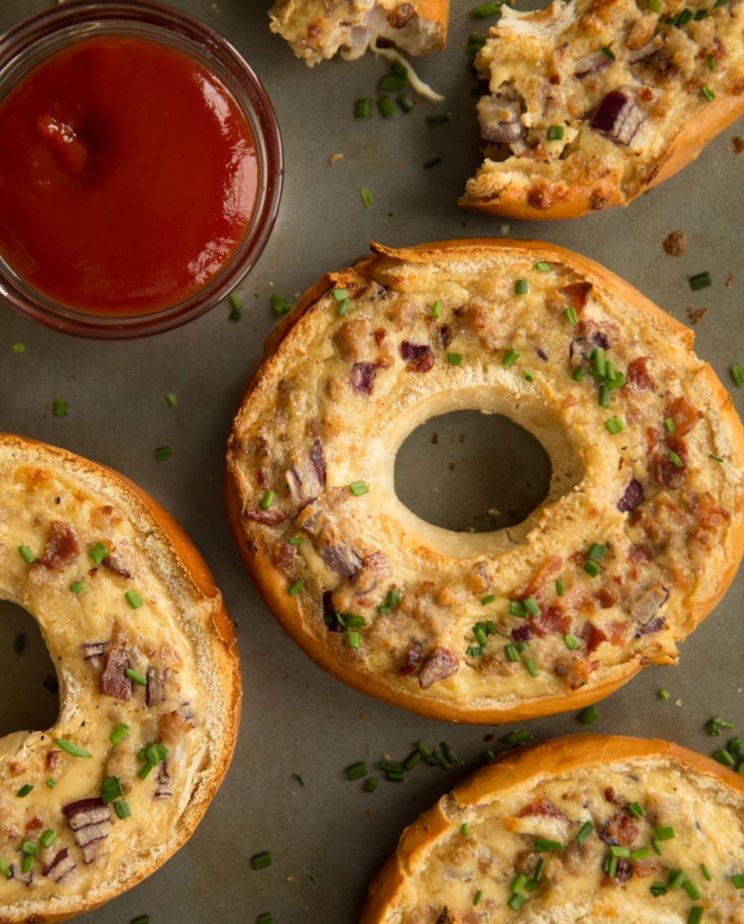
left=0, top=36, right=259, bottom=316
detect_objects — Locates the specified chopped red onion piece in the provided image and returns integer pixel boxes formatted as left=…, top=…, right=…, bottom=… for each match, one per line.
left=401, top=341, right=434, bottom=373
left=350, top=362, right=380, bottom=395
left=477, top=95, right=524, bottom=144
left=591, top=90, right=646, bottom=145
left=419, top=647, right=459, bottom=689
left=44, top=848, right=77, bottom=883
left=321, top=543, right=363, bottom=581
left=617, top=478, right=644, bottom=513
left=575, top=51, right=612, bottom=78
left=399, top=640, right=424, bottom=675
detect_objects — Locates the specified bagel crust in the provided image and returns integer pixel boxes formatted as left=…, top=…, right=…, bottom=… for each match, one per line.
left=361, top=735, right=744, bottom=922
left=0, top=434, right=240, bottom=922
left=269, top=0, right=448, bottom=66
left=227, top=239, right=744, bottom=724
left=461, top=0, right=744, bottom=219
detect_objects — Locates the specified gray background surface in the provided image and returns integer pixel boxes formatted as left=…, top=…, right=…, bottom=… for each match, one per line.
left=0, top=1, right=742, bottom=921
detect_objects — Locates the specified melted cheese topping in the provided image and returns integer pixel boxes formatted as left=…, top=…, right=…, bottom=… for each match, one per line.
left=229, top=247, right=744, bottom=716
left=382, top=756, right=744, bottom=922
left=465, top=0, right=744, bottom=209
left=0, top=459, right=207, bottom=909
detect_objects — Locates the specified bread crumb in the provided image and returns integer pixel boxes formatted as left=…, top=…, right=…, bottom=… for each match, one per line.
left=732, top=136, right=744, bottom=154
left=726, top=274, right=734, bottom=288
left=675, top=698, right=683, bottom=706
left=501, top=224, right=511, bottom=235
left=686, top=307, right=708, bottom=325
left=662, top=229, right=687, bottom=256
left=329, top=153, right=344, bottom=165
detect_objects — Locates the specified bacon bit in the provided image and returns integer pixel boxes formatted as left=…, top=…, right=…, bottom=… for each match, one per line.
left=400, top=341, right=435, bottom=373
left=354, top=551, right=389, bottom=594
left=666, top=396, right=702, bottom=437
left=604, top=811, right=639, bottom=847
left=388, top=1, right=414, bottom=27
left=626, top=357, right=655, bottom=391
left=46, top=750, right=60, bottom=772
left=334, top=318, right=369, bottom=361
left=560, top=282, right=592, bottom=312
left=650, top=439, right=687, bottom=487
left=399, top=641, right=424, bottom=675
left=617, top=478, right=644, bottom=513
left=686, top=307, right=708, bottom=325
left=373, top=328, right=386, bottom=345
left=604, top=786, right=618, bottom=803
left=244, top=506, right=289, bottom=527
left=25, top=816, right=44, bottom=832
left=350, top=362, right=380, bottom=396
left=531, top=605, right=571, bottom=637
left=519, top=556, right=563, bottom=605
left=511, top=623, right=534, bottom=643
left=689, top=491, right=730, bottom=536
left=662, top=229, right=687, bottom=256
left=517, top=797, right=567, bottom=821
left=634, top=858, right=665, bottom=878
left=596, top=587, right=617, bottom=608
left=584, top=623, right=607, bottom=654
left=37, top=521, right=79, bottom=570
left=419, top=647, right=459, bottom=689
left=102, top=553, right=131, bottom=579
left=628, top=543, right=653, bottom=564
left=272, top=541, right=295, bottom=575
left=99, top=643, right=132, bottom=701
left=438, top=325, right=453, bottom=349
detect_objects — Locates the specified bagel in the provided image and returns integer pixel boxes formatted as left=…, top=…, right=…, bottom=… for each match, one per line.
left=226, top=239, right=744, bottom=724
left=268, top=0, right=448, bottom=66
left=0, top=434, right=240, bottom=921
left=461, top=0, right=744, bottom=219
left=361, top=735, right=744, bottom=922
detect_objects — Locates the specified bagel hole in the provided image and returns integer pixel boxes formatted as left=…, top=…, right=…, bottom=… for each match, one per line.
left=394, top=411, right=552, bottom=533
left=0, top=602, right=59, bottom=736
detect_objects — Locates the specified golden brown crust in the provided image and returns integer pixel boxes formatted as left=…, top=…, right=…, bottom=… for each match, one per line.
left=361, top=735, right=744, bottom=923
left=0, top=433, right=241, bottom=923
left=226, top=239, right=744, bottom=725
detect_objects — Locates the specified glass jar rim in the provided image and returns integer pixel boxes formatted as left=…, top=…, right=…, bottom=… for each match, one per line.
left=0, top=0, right=284, bottom=339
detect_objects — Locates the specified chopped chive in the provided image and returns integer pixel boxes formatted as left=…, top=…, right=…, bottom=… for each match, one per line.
left=55, top=739, right=92, bottom=758
left=651, top=836, right=662, bottom=855
left=39, top=829, right=57, bottom=848
left=46, top=778, right=57, bottom=789
left=504, top=729, right=531, bottom=746
left=555, top=578, right=566, bottom=596
left=473, top=890, right=482, bottom=906
left=563, top=633, right=580, bottom=650
left=332, top=290, right=349, bottom=304
left=732, top=872, right=744, bottom=888
left=426, top=113, right=451, bottom=125
left=288, top=580, right=302, bottom=596
left=604, top=415, right=626, bottom=435
left=705, top=716, right=734, bottom=735
left=260, top=490, right=274, bottom=510
left=336, top=298, right=349, bottom=316
left=629, top=802, right=646, bottom=818
left=379, top=74, right=406, bottom=92
left=584, top=560, right=600, bottom=577
left=402, top=750, right=421, bottom=772
left=391, top=59, right=407, bottom=78
left=431, top=300, right=442, bottom=318
left=378, top=95, right=395, bottom=118
left=472, top=1, right=502, bottom=15
left=709, top=453, right=724, bottom=462
left=515, top=279, right=529, bottom=295
left=359, top=186, right=373, bottom=209
left=731, top=364, right=744, bottom=387
left=345, top=762, right=367, bottom=781
left=461, top=822, right=470, bottom=837
left=473, top=623, right=488, bottom=647
left=12, top=342, right=25, bottom=353
left=656, top=826, right=675, bottom=840
left=547, top=124, right=564, bottom=141
left=701, top=85, right=715, bottom=101
left=0, top=859, right=10, bottom=879
left=345, top=631, right=361, bottom=649
left=125, top=667, right=147, bottom=686
left=658, top=688, right=670, bottom=700
left=481, top=594, right=496, bottom=605
left=102, top=776, right=123, bottom=804
left=664, top=416, right=676, bottom=434
left=125, top=590, right=144, bottom=609
left=524, top=657, right=538, bottom=677
left=706, top=53, right=716, bottom=71
left=349, top=481, right=369, bottom=496
left=650, top=880, right=668, bottom=897
left=668, top=869, right=687, bottom=889
left=18, top=545, right=35, bottom=564
left=88, top=541, right=108, bottom=565
left=164, top=392, right=177, bottom=408
left=700, top=863, right=712, bottom=881
left=689, top=271, right=711, bottom=291
left=688, top=908, right=703, bottom=924
left=396, top=93, right=415, bottom=113
left=668, top=450, right=684, bottom=468
left=250, top=851, right=272, bottom=871
left=534, top=262, right=552, bottom=272
left=523, top=370, right=534, bottom=382
left=577, top=821, right=594, bottom=845
left=593, top=346, right=606, bottom=378
left=22, top=854, right=33, bottom=873
left=502, top=349, right=520, bottom=367
left=447, top=352, right=463, bottom=365
left=52, top=398, right=68, bottom=417
left=114, top=798, right=131, bottom=819
left=17, top=784, right=33, bottom=798
left=70, top=579, right=85, bottom=593
left=505, top=644, right=519, bottom=662
left=684, top=880, right=702, bottom=900
left=523, top=597, right=540, bottom=616
left=509, top=600, right=527, bottom=618
left=572, top=365, right=586, bottom=382
left=288, top=536, right=304, bottom=546
left=270, top=294, right=294, bottom=315
left=227, top=293, right=242, bottom=321
left=601, top=45, right=616, bottom=59
left=385, top=770, right=404, bottom=782
left=610, top=845, right=630, bottom=857
left=355, top=97, right=374, bottom=119
left=131, top=917, right=150, bottom=924
left=110, top=723, right=129, bottom=745
left=713, top=747, right=735, bottom=767
left=508, top=894, right=525, bottom=911
left=588, top=543, right=606, bottom=561
left=577, top=704, right=599, bottom=725
left=441, top=741, right=459, bottom=765
left=153, top=445, right=172, bottom=462
left=535, top=837, right=562, bottom=852
left=565, top=305, right=579, bottom=326
left=598, top=383, right=611, bottom=408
